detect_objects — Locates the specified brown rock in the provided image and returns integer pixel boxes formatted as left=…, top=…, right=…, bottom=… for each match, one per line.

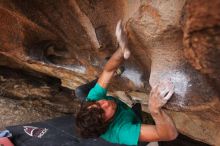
left=0, top=0, right=219, bottom=145
left=183, top=0, right=220, bottom=90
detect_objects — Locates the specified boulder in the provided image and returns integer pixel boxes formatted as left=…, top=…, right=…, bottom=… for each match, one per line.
left=0, top=0, right=219, bottom=145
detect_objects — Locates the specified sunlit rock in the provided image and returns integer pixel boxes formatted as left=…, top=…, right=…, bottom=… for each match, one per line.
left=0, top=0, right=219, bottom=145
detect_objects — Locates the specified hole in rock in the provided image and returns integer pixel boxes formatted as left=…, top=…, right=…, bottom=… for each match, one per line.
left=95, top=25, right=114, bottom=50
left=0, top=66, right=61, bottom=88
left=26, top=40, right=70, bottom=64
left=0, top=65, right=74, bottom=102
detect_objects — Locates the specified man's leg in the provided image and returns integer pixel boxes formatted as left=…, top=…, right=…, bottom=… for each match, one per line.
left=75, top=79, right=98, bottom=101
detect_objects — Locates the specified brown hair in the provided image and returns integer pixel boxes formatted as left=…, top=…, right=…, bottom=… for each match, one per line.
left=76, top=101, right=110, bottom=138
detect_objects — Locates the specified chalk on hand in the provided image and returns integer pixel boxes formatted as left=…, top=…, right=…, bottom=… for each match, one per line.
left=115, top=20, right=130, bottom=59
left=158, top=79, right=175, bottom=102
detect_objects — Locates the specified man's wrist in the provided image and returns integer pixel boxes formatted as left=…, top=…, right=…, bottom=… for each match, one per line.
left=116, top=47, right=126, bottom=60
left=149, top=108, right=162, bottom=115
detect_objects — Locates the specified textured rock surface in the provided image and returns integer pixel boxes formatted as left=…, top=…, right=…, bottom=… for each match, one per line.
left=0, top=0, right=219, bottom=145
left=183, top=0, right=220, bottom=89
left=0, top=66, right=80, bottom=129
left=126, top=0, right=219, bottom=112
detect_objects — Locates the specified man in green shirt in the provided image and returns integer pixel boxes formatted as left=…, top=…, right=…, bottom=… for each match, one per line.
left=75, top=21, right=178, bottom=145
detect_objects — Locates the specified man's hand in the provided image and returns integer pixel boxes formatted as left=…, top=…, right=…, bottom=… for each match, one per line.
left=148, top=80, right=174, bottom=114
left=97, top=20, right=130, bottom=89
left=139, top=80, right=177, bottom=142
left=115, top=20, right=130, bottom=59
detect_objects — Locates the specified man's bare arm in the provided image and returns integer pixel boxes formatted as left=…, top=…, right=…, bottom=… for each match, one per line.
left=98, top=48, right=124, bottom=88
left=98, top=21, right=129, bottom=89
left=139, top=80, right=178, bottom=142
left=139, top=111, right=178, bottom=142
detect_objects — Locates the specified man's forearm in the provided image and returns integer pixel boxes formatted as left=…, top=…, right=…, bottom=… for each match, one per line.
left=103, top=48, right=124, bottom=72
left=151, top=109, right=178, bottom=141
left=98, top=21, right=129, bottom=89
left=97, top=48, right=124, bottom=88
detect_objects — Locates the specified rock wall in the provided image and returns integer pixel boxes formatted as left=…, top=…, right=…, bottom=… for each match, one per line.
left=0, top=0, right=219, bottom=145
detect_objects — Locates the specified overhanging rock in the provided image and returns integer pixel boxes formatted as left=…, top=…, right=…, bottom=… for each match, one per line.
left=0, top=0, right=219, bottom=145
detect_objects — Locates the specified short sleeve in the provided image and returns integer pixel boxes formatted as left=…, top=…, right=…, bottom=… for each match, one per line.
left=118, top=123, right=141, bottom=145
left=86, top=83, right=107, bottom=101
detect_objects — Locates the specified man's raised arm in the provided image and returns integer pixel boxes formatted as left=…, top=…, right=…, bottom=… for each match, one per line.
left=139, top=80, right=178, bottom=142
left=98, top=21, right=129, bottom=89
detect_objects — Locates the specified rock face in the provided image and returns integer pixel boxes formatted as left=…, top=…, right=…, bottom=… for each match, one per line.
left=126, top=0, right=219, bottom=112
left=0, top=66, right=80, bottom=129
left=0, top=0, right=219, bottom=145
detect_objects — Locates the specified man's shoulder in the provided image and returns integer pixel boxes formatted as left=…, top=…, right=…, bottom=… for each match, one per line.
left=101, top=112, right=141, bottom=145
left=87, top=83, right=107, bottom=101
left=106, top=103, right=140, bottom=133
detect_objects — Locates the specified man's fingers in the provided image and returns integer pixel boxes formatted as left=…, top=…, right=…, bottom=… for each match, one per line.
left=154, top=79, right=175, bottom=102
left=164, top=87, right=174, bottom=101
left=160, top=87, right=169, bottom=97
left=124, top=50, right=130, bottom=59
left=115, top=20, right=122, bottom=40
left=115, top=20, right=131, bottom=59
left=164, top=91, right=174, bottom=101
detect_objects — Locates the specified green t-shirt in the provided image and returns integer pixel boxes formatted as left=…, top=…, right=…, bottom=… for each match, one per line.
left=87, top=83, right=141, bottom=145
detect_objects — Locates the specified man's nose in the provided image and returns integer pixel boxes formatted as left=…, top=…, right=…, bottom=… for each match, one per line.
left=101, top=101, right=109, bottom=108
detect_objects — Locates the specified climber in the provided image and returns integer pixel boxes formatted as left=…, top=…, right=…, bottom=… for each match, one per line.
left=75, top=21, right=178, bottom=145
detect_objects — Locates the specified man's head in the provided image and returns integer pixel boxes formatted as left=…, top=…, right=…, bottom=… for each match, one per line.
left=76, top=99, right=117, bottom=138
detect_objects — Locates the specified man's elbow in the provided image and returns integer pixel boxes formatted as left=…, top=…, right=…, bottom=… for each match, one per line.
left=167, top=130, right=178, bottom=141
left=160, top=130, right=178, bottom=141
